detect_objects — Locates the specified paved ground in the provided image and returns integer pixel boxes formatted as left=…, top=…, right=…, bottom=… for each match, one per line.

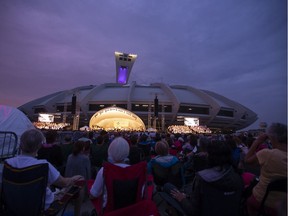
left=61, top=192, right=170, bottom=216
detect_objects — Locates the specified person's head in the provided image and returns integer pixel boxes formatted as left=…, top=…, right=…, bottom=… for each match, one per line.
left=64, top=135, right=72, bottom=143
left=225, top=135, right=237, bottom=149
left=45, top=130, right=58, bottom=144
left=130, top=134, right=138, bottom=146
left=155, top=140, right=169, bottom=156
left=233, top=135, right=243, bottom=145
left=20, top=129, right=45, bottom=154
left=108, top=137, right=130, bottom=163
left=198, top=137, right=210, bottom=152
left=189, top=134, right=198, bottom=147
left=139, top=134, right=148, bottom=142
left=83, top=140, right=91, bottom=154
left=72, top=140, right=90, bottom=156
left=266, top=123, right=287, bottom=146
left=96, top=135, right=104, bottom=145
left=207, top=140, right=232, bottom=168
left=178, top=137, right=184, bottom=143
left=154, top=133, right=162, bottom=142
left=88, top=131, right=94, bottom=140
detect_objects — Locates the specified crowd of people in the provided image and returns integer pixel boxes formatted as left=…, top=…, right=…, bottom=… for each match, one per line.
left=33, top=122, right=70, bottom=130
left=0, top=122, right=286, bottom=216
left=167, top=125, right=212, bottom=134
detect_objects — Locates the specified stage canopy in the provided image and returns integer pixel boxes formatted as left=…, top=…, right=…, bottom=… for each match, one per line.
left=89, top=107, right=146, bottom=131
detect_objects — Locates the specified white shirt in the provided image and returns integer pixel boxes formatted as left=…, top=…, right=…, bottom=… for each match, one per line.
left=5, top=155, right=60, bottom=210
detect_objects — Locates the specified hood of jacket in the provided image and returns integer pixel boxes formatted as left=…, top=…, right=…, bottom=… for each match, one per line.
left=197, top=165, right=243, bottom=191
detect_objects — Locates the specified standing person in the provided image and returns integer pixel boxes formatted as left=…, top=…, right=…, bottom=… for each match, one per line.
left=65, top=140, right=91, bottom=202
left=65, top=140, right=91, bottom=181
left=0, top=129, right=84, bottom=216
left=90, top=135, right=109, bottom=176
left=128, top=134, right=145, bottom=165
left=60, top=134, right=74, bottom=173
left=244, top=123, right=287, bottom=216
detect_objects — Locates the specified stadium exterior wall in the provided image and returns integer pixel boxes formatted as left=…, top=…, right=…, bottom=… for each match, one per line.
left=18, top=81, right=258, bottom=131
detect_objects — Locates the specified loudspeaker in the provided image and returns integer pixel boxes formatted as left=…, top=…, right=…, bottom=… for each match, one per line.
left=71, top=95, right=76, bottom=114
left=154, top=96, right=159, bottom=117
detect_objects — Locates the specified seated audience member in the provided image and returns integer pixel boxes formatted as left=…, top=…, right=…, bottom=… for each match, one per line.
left=173, top=137, right=184, bottom=153
left=0, top=129, right=84, bottom=216
left=225, top=135, right=242, bottom=173
left=147, top=140, right=179, bottom=174
left=37, top=130, right=63, bottom=169
left=163, top=140, right=243, bottom=216
left=182, top=134, right=198, bottom=155
left=89, top=137, right=130, bottom=207
left=244, top=123, right=287, bottom=216
left=184, top=136, right=210, bottom=177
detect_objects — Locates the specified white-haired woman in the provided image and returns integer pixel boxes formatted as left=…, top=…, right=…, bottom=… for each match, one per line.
left=89, top=137, right=130, bottom=207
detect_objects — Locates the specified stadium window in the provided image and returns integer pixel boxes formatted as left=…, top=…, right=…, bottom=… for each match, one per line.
left=115, top=104, right=127, bottom=109
left=56, top=105, right=64, bottom=112
left=132, top=104, right=149, bottom=112
left=34, top=107, right=46, bottom=114
left=164, top=105, right=172, bottom=112
left=217, top=109, right=234, bottom=117
left=178, top=106, right=209, bottom=115
left=89, top=104, right=98, bottom=111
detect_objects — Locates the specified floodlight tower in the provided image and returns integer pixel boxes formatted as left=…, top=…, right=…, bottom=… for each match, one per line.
left=115, top=51, right=137, bottom=85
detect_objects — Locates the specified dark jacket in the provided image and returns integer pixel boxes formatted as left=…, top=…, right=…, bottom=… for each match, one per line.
left=181, top=165, right=243, bottom=216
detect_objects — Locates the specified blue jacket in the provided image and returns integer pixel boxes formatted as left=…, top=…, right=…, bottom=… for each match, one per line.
left=148, top=155, right=179, bottom=173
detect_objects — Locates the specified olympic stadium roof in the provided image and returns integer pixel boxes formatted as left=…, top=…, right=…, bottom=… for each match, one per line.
left=18, top=81, right=257, bottom=131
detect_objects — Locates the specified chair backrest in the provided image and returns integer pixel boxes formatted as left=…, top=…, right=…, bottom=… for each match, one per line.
left=152, top=162, right=184, bottom=189
left=1, top=162, right=48, bottom=216
left=103, top=161, right=148, bottom=212
left=0, top=131, right=18, bottom=162
left=201, top=180, right=243, bottom=216
left=258, top=178, right=287, bottom=216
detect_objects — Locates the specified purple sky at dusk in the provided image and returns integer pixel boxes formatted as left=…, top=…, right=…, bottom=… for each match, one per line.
left=0, top=0, right=287, bottom=131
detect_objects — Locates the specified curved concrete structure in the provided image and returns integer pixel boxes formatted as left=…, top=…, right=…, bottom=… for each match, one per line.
left=18, top=81, right=258, bottom=131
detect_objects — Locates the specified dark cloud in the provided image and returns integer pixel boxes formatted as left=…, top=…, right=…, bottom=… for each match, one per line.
left=0, top=0, right=286, bottom=130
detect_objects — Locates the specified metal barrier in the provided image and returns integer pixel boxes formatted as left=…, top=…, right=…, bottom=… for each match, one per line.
left=0, top=131, right=18, bottom=162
